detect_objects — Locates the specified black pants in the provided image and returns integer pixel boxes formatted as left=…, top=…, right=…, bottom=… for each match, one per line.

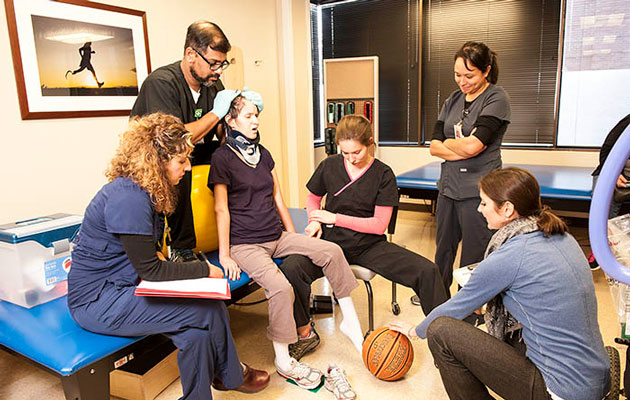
left=278, top=255, right=323, bottom=328
left=167, top=170, right=196, bottom=249
left=279, top=241, right=448, bottom=327
left=435, top=194, right=492, bottom=297
left=427, top=316, right=551, bottom=400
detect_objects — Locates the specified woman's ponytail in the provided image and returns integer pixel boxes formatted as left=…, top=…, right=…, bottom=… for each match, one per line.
left=488, top=50, right=499, bottom=84
left=536, top=205, right=567, bottom=237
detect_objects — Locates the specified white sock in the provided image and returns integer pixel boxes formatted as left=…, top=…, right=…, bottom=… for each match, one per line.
left=273, top=341, right=293, bottom=371
left=337, top=296, right=364, bottom=353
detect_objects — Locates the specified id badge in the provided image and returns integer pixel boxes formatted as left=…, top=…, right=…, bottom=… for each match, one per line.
left=453, top=122, right=463, bottom=139
left=194, top=108, right=204, bottom=144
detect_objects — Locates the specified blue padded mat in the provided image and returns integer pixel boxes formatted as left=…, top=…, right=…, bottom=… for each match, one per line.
left=396, top=162, right=593, bottom=201
left=0, top=251, right=261, bottom=376
left=0, top=296, right=141, bottom=375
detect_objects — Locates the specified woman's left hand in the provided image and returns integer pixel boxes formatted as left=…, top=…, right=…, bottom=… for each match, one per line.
left=388, top=320, right=418, bottom=339
left=309, top=209, right=337, bottom=225
left=305, top=221, right=323, bottom=238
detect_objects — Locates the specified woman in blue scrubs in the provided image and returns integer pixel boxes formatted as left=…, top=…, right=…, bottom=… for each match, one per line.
left=68, top=112, right=269, bottom=399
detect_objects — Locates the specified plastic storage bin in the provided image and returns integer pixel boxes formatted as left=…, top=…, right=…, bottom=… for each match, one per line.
left=0, top=214, right=82, bottom=308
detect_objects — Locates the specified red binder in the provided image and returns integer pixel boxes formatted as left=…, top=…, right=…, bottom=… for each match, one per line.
left=135, top=278, right=231, bottom=300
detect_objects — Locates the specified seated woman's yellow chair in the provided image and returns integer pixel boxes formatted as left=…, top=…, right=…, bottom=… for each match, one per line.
left=190, top=164, right=219, bottom=253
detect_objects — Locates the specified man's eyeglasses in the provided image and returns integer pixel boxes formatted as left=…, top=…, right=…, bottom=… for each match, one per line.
left=193, top=48, right=230, bottom=71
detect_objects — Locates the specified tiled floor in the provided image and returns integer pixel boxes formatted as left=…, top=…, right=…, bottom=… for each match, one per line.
left=0, top=209, right=624, bottom=399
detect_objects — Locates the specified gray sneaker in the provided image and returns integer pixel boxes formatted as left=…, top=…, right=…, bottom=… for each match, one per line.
left=275, top=358, right=323, bottom=390
left=289, top=323, right=320, bottom=360
left=324, top=364, right=356, bottom=400
left=169, top=248, right=197, bottom=262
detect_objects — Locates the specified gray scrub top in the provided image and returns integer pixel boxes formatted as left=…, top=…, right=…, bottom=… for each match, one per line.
left=437, top=84, right=511, bottom=200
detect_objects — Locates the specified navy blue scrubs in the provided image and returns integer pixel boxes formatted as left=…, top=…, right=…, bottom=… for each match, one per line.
left=68, top=177, right=242, bottom=399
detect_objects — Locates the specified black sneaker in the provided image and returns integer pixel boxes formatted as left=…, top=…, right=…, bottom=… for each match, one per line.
left=289, top=323, right=320, bottom=361
left=410, top=295, right=421, bottom=306
left=588, top=252, right=600, bottom=271
left=170, top=248, right=197, bottom=262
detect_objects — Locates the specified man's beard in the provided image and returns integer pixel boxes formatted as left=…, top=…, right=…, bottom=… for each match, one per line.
left=190, top=67, right=220, bottom=87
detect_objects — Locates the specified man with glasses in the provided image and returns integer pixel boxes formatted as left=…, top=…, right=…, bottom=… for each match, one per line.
left=131, top=20, right=262, bottom=262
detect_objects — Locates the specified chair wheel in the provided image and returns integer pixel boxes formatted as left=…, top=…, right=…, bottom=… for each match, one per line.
left=605, top=345, right=620, bottom=400
left=392, top=302, right=401, bottom=315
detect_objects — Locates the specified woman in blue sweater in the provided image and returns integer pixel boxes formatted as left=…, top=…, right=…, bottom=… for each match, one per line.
left=390, top=167, right=609, bottom=400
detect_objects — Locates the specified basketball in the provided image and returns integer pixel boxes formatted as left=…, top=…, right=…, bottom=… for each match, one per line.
left=362, top=327, right=414, bottom=381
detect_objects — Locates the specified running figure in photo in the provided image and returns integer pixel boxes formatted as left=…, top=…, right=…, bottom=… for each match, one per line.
left=65, top=42, right=104, bottom=87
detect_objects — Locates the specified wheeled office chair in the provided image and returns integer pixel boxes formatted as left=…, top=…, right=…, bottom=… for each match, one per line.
left=288, top=207, right=402, bottom=337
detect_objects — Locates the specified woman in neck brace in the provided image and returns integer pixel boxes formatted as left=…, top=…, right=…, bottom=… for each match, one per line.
left=209, top=94, right=363, bottom=396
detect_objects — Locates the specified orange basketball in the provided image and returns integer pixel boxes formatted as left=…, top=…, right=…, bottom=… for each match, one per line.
left=362, top=327, right=414, bottom=381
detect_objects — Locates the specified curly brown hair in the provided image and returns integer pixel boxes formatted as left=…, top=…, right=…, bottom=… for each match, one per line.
left=106, top=112, right=193, bottom=214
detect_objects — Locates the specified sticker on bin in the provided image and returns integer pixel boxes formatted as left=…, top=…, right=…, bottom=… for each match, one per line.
left=44, top=256, right=71, bottom=286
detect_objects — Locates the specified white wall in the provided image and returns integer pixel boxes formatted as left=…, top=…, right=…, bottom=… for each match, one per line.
left=0, top=0, right=601, bottom=224
left=0, top=0, right=313, bottom=223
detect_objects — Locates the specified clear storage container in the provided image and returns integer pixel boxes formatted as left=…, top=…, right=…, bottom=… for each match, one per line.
left=0, top=214, right=82, bottom=308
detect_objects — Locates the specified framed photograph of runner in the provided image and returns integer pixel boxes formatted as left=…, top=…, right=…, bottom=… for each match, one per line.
left=5, top=0, right=151, bottom=119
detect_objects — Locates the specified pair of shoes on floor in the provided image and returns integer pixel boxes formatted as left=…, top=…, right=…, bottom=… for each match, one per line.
left=276, top=358, right=356, bottom=399
left=410, top=295, right=421, bottom=306
left=276, top=358, right=323, bottom=390
left=169, top=248, right=197, bottom=262
left=289, top=322, right=320, bottom=360
left=588, top=252, right=600, bottom=271
left=212, top=363, right=270, bottom=393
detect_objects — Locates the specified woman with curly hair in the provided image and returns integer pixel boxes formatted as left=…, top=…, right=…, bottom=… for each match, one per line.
left=68, top=112, right=269, bottom=399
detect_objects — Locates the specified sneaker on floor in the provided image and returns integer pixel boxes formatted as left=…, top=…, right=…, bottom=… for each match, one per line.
left=324, top=364, right=356, bottom=400
left=289, top=323, right=320, bottom=360
left=410, top=295, right=421, bottom=306
left=275, top=358, right=323, bottom=390
left=588, top=252, right=600, bottom=271
left=170, top=248, right=197, bottom=262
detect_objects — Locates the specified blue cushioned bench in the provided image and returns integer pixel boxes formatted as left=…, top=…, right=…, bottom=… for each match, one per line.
left=397, top=162, right=593, bottom=213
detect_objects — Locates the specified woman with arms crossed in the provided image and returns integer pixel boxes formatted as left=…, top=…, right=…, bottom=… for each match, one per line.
left=430, top=41, right=511, bottom=299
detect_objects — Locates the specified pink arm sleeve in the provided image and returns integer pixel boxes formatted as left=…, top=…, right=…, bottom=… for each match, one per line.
left=306, top=192, right=323, bottom=221
left=335, top=206, right=393, bottom=235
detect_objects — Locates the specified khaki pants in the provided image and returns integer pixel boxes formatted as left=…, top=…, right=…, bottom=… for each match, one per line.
left=231, top=232, right=358, bottom=343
